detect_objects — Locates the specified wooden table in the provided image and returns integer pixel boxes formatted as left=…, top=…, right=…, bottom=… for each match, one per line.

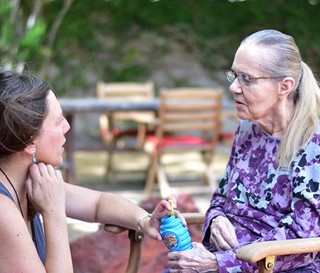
left=59, top=97, right=236, bottom=184
left=59, top=97, right=159, bottom=184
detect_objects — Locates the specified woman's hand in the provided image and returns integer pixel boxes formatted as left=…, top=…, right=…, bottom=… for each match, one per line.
left=209, top=216, right=239, bottom=251
left=141, top=197, right=186, bottom=241
left=26, top=163, right=66, bottom=217
left=167, top=242, right=218, bottom=273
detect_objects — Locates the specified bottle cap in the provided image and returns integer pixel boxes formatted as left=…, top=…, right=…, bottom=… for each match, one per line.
left=168, top=199, right=174, bottom=216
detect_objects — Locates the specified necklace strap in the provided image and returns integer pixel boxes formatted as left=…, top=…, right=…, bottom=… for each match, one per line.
left=0, top=168, right=25, bottom=218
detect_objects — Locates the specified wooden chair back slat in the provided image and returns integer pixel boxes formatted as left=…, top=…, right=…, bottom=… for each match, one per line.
left=163, top=112, right=220, bottom=122
left=162, top=122, right=220, bottom=132
left=97, top=81, right=154, bottom=99
left=157, top=88, right=223, bottom=143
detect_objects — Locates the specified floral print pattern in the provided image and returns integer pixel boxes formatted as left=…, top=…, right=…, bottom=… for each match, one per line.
left=202, top=120, right=320, bottom=272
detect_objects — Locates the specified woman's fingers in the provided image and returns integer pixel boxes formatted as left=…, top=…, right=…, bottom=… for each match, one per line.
left=27, top=163, right=66, bottom=215
left=167, top=242, right=218, bottom=272
left=210, top=216, right=239, bottom=250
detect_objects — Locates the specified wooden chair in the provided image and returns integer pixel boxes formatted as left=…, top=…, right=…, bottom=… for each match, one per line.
left=143, top=87, right=223, bottom=198
left=96, top=81, right=156, bottom=180
left=104, top=212, right=320, bottom=273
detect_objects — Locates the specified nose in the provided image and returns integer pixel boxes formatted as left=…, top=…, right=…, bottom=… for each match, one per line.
left=229, top=78, right=242, bottom=94
left=63, top=117, right=71, bottom=134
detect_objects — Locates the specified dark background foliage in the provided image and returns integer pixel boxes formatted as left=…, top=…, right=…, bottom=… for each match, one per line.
left=1, top=0, right=320, bottom=95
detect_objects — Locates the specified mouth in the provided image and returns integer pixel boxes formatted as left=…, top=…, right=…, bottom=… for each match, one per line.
left=235, top=99, right=244, bottom=106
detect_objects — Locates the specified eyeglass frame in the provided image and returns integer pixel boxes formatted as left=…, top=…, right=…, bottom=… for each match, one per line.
left=226, top=70, right=286, bottom=86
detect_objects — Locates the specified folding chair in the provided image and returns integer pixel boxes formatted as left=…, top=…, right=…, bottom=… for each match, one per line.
left=96, top=81, right=156, bottom=180
left=143, top=87, right=223, bottom=197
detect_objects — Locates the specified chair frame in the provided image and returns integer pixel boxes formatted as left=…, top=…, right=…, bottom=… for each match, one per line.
left=96, top=81, right=156, bottom=180
left=144, top=88, right=223, bottom=197
left=104, top=212, right=320, bottom=273
left=236, top=237, right=320, bottom=273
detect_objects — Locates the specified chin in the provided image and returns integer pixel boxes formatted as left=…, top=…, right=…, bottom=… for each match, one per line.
left=40, top=158, right=64, bottom=167
left=237, top=110, right=255, bottom=121
left=55, top=159, right=64, bottom=168
left=237, top=113, right=249, bottom=121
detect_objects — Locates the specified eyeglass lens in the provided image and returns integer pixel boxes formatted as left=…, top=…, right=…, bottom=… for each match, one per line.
left=226, top=71, right=236, bottom=83
left=226, top=71, right=251, bottom=86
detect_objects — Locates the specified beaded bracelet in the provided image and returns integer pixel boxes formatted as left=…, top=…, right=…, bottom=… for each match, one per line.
left=137, top=213, right=152, bottom=231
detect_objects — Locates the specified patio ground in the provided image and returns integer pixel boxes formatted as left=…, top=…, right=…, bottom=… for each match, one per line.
left=67, top=145, right=231, bottom=273
left=67, top=145, right=231, bottom=242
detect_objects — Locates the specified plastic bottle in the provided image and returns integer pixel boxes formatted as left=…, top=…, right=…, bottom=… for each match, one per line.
left=160, top=214, right=192, bottom=252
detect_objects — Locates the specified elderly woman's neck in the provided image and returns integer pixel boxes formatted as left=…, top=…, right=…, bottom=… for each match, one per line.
left=258, top=101, right=295, bottom=138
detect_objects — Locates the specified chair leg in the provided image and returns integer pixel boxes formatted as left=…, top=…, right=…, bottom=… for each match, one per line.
left=136, top=123, right=147, bottom=149
left=144, top=152, right=158, bottom=198
left=104, top=224, right=144, bottom=273
left=202, top=151, right=214, bottom=186
left=257, top=256, right=275, bottom=273
left=125, top=230, right=144, bottom=273
left=105, top=133, right=118, bottom=183
left=106, top=151, right=113, bottom=176
left=100, top=115, right=118, bottom=183
left=157, top=165, right=171, bottom=198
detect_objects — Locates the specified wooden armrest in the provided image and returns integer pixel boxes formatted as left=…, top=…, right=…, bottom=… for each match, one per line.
left=104, top=224, right=127, bottom=234
left=236, top=237, right=320, bottom=264
left=182, top=212, right=206, bottom=225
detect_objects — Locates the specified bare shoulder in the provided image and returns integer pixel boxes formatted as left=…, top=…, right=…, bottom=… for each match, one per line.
left=0, top=195, right=45, bottom=273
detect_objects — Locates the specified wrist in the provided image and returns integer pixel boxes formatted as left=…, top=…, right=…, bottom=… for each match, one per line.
left=137, top=213, right=152, bottom=231
left=203, top=253, right=218, bottom=273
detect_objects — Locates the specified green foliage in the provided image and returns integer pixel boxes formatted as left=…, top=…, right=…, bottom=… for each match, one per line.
left=0, top=20, right=13, bottom=53
left=16, top=21, right=47, bottom=61
left=0, top=1, right=15, bottom=62
left=90, top=0, right=320, bottom=70
left=1, top=0, right=320, bottom=94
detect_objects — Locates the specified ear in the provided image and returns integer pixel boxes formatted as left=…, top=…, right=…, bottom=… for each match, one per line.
left=278, top=77, right=295, bottom=98
left=24, top=144, right=36, bottom=156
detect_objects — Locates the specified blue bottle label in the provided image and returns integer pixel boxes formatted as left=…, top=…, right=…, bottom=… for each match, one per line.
left=163, top=233, right=178, bottom=250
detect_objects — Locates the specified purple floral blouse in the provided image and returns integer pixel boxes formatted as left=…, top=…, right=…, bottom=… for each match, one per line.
left=202, top=120, right=320, bottom=272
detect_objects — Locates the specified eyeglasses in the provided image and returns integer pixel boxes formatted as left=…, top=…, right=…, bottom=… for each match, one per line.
left=226, top=70, right=285, bottom=86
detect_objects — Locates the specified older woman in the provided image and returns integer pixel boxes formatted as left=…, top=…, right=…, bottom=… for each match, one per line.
left=0, top=69, right=180, bottom=273
left=167, top=29, right=320, bottom=272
